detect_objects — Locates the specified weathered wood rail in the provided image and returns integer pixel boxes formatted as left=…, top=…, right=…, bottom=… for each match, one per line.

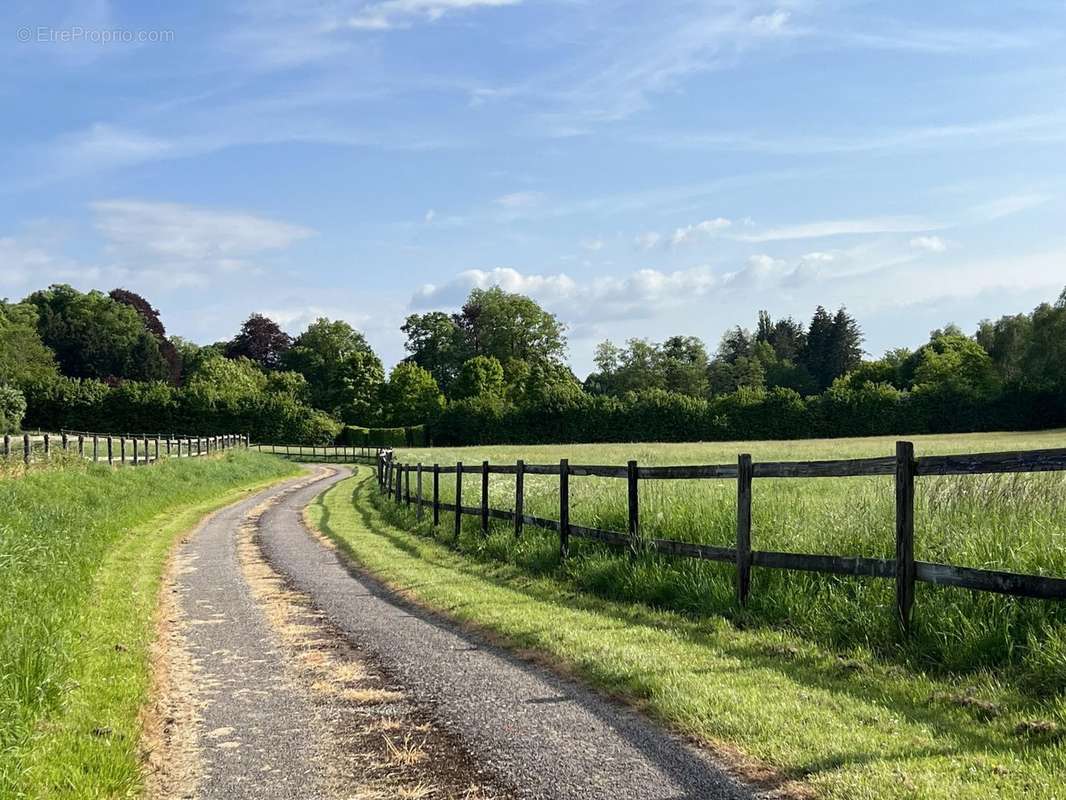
left=378, top=442, right=1066, bottom=631
left=252, top=443, right=386, bottom=464
left=3, top=430, right=249, bottom=468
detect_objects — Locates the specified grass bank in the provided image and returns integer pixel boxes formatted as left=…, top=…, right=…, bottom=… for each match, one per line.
left=311, top=461, right=1064, bottom=800
left=0, top=451, right=300, bottom=798
left=393, top=430, right=1066, bottom=694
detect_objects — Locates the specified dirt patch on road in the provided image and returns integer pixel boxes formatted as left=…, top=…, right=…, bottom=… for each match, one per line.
left=141, top=535, right=206, bottom=800
left=237, top=481, right=511, bottom=800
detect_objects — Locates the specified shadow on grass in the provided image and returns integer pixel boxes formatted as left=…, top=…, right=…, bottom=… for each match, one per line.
left=319, top=473, right=1050, bottom=787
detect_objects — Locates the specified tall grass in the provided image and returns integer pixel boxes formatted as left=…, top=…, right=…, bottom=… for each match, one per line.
left=387, top=430, right=1066, bottom=696
left=0, top=451, right=295, bottom=792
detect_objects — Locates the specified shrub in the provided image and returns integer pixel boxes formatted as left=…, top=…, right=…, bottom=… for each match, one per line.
left=0, top=387, right=27, bottom=434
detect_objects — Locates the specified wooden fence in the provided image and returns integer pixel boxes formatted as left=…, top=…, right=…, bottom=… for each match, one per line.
left=3, top=429, right=248, bottom=467
left=378, top=442, right=1066, bottom=631
left=253, top=444, right=386, bottom=464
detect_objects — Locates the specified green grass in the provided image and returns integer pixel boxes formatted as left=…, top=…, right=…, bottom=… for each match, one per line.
left=391, top=430, right=1066, bottom=695
left=0, top=450, right=300, bottom=799
left=311, top=466, right=1066, bottom=800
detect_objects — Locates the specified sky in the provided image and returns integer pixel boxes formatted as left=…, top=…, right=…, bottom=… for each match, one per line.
left=2, top=1, right=1065, bottom=377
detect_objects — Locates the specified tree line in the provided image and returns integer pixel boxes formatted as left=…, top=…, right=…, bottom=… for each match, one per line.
left=1, top=282, right=1064, bottom=445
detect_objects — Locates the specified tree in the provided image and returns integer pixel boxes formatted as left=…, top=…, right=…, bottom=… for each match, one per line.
left=977, top=313, right=1033, bottom=384
left=226, top=313, right=293, bottom=370
left=660, top=335, right=710, bottom=396
left=799, top=306, right=863, bottom=391
left=382, top=363, right=445, bottom=426
left=1020, top=289, right=1066, bottom=391
left=911, top=334, right=1000, bottom=400
left=707, top=355, right=765, bottom=395
left=401, top=311, right=467, bottom=393
left=0, top=300, right=58, bottom=386
left=455, top=287, right=567, bottom=366
left=828, top=308, right=864, bottom=380
left=717, top=327, right=755, bottom=364
left=27, top=285, right=169, bottom=382
left=453, top=355, right=505, bottom=400
left=283, top=318, right=384, bottom=423
left=109, top=288, right=182, bottom=384
left=756, top=311, right=806, bottom=362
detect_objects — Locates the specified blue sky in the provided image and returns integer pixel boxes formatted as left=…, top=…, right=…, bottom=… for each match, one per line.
left=2, top=1, right=1064, bottom=376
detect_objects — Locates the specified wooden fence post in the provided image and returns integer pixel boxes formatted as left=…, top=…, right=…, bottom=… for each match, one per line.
left=396, top=465, right=403, bottom=504
left=121, top=437, right=128, bottom=465
left=627, top=459, right=640, bottom=556
left=107, top=436, right=113, bottom=465
left=133, top=437, right=139, bottom=466
left=559, top=458, right=570, bottom=560
left=3, top=434, right=9, bottom=459
left=155, top=437, right=160, bottom=461
left=405, top=465, right=411, bottom=506
left=514, top=459, right=524, bottom=537
left=43, top=434, right=50, bottom=458
left=61, top=432, right=68, bottom=451
left=416, top=464, right=424, bottom=522
left=454, top=462, right=463, bottom=539
left=736, top=453, right=754, bottom=606
left=895, top=441, right=917, bottom=632
left=24, top=433, right=30, bottom=465
left=433, top=464, right=440, bottom=526
left=481, top=460, right=490, bottom=534
left=92, top=435, right=98, bottom=462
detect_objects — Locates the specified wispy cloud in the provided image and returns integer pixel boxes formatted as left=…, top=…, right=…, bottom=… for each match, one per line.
left=738, top=216, right=943, bottom=242
left=347, top=0, right=522, bottom=31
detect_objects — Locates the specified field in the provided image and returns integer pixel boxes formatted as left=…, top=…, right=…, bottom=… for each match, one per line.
left=0, top=450, right=299, bottom=798
left=391, top=430, right=1066, bottom=694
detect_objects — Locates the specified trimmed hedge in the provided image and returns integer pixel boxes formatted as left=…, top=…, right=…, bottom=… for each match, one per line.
left=20, top=377, right=341, bottom=445
left=337, top=424, right=427, bottom=447
left=427, top=384, right=1066, bottom=445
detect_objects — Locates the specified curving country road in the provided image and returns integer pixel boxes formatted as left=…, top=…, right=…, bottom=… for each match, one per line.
left=152, top=465, right=755, bottom=800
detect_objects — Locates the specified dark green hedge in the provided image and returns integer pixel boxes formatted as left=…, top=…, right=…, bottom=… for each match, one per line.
left=20, top=378, right=341, bottom=444
left=337, top=424, right=427, bottom=447
left=427, top=385, right=1066, bottom=445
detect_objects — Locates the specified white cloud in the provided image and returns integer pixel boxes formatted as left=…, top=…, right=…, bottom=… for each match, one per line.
left=424, top=209, right=437, bottom=223
left=92, top=200, right=314, bottom=262
left=739, top=215, right=943, bottom=242
left=671, top=217, right=732, bottom=246
left=635, top=231, right=662, bottom=251
left=910, top=235, right=948, bottom=253
left=347, top=0, right=522, bottom=31
left=580, top=238, right=605, bottom=252
left=750, top=10, right=790, bottom=34
left=80, top=200, right=315, bottom=289
left=495, top=191, right=543, bottom=209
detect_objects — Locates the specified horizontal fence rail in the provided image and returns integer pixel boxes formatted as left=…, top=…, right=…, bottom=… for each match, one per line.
left=252, top=443, right=388, bottom=465
left=3, top=430, right=249, bottom=468
left=377, top=441, right=1066, bottom=632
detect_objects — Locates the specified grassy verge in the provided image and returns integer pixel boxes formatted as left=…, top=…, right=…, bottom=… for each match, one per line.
left=311, top=469, right=1065, bottom=800
left=0, top=451, right=300, bottom=798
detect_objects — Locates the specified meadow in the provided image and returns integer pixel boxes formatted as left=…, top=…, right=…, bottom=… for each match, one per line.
left=0, top=450, right=298, bottom=797
left=391, top=430, right=1066, bottom=695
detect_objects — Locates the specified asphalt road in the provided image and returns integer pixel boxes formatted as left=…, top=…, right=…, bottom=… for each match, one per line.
left=251, top=466, right=754, bottom=800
